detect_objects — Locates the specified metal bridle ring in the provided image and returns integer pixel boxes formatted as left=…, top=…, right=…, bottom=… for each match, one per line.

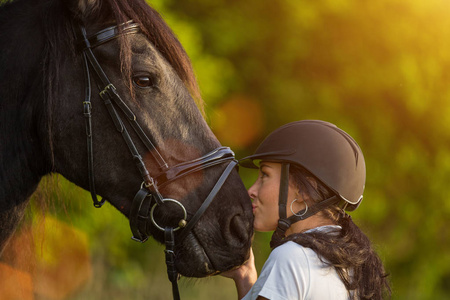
left=150, top=198, right=187, bottom=232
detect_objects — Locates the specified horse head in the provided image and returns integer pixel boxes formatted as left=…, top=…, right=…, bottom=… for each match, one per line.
left=0, top=0, right=253, bottom=277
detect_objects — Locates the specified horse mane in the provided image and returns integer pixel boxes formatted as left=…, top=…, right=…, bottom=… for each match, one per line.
left=41, top=0, right=203, bottom=107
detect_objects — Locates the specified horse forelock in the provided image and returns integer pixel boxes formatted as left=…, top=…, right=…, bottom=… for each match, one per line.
left=83, top=0, right=204, bottom=112
left=1, top=0, right=203, bottom=109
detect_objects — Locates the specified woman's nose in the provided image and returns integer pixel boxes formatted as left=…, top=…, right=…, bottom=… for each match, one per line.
left=248, top=183, right=257, bottom=200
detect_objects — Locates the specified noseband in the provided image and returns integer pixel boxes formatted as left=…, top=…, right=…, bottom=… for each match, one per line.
left=76, top=20, right=238, bottom=299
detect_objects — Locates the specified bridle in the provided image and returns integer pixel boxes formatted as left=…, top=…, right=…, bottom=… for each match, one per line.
left=76, top=20, right=238, bottom=299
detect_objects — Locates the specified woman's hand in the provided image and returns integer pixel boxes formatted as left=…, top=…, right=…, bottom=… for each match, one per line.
left=221, top=247, right=255, bottom=280
left=221, top=248, right=257, bottom=299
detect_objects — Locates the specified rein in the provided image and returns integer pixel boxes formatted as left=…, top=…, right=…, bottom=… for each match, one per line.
left=76, top=20, right=237, bottom=300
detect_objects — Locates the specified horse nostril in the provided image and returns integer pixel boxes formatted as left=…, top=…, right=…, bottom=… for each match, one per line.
left=228, top=215, right=251, bottom=246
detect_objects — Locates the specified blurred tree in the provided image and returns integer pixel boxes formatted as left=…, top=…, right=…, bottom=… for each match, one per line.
left=163, top=0, right=450, bottom=299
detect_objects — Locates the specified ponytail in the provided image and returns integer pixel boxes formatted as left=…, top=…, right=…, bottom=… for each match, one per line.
left=275, top=165, right=391, bottom=299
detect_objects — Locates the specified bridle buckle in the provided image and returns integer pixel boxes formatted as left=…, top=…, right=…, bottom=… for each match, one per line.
left=99, top=83, right=115, bottom=98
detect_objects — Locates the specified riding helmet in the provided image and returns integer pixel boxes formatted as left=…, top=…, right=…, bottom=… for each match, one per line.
left=240, top=120, right=366, bottom=211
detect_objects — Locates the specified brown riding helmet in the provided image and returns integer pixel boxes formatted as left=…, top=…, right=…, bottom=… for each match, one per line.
left=240, top=120, right=366, bottom=211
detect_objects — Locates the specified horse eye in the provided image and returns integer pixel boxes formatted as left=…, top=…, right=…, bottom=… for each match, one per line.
left=133, top=76, right=155, bottom=88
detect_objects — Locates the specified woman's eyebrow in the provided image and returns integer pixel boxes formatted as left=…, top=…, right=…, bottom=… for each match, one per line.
left=259, top=163, right=273, bottom=170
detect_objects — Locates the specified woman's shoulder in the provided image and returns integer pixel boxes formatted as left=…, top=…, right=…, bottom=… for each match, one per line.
left=267, top=242, right=349, bottom=299
left=250, top=242, right=312, bottom=300
left=271, top=241, right=305, bottom=254
left=271, top=241, right=315, bottom=257
left=268, top=240, right=335, bottom=273
left=268, top=241, right=314, bottom=267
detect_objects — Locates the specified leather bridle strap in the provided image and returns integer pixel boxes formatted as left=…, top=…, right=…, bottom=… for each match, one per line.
left=78, top=22, right=169, bottom=207
left=81, top=24, right=169, bottom=170
left=155, top=146, right=235, bottom=188
left=83, top=20, right=140, bottom=49
left=165, top=227, right=180, bottom=300
left=176, top=159, right=238, bottom=242
left=129, top=149, right=237, bottom=243
left=81, top=48, right=104, bottom=207
left=129, top=187, right=153, bottom=242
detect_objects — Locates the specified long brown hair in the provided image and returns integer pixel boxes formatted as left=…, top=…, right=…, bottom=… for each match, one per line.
left=272, top=164, right=391, bottom=299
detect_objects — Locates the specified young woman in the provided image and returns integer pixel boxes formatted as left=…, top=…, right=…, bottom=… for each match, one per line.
left=223, top=120, right=391, bottom=300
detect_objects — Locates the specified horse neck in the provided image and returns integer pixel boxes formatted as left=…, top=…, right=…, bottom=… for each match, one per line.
left=0, top=92, right=51, bottom=203
left=0, top=76, right=50, bottom=252
left=0, top=1, right=52, bottom=212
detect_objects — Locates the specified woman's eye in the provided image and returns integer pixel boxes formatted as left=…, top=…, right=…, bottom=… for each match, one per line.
left=133, top=76, right=155, bottom=88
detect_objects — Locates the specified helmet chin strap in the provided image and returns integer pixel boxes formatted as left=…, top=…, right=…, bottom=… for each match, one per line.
left=270, top=162, right=341, bottom=248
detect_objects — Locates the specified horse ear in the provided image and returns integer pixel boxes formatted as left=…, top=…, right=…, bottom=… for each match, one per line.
left=64, top=0, right=100, bottom=22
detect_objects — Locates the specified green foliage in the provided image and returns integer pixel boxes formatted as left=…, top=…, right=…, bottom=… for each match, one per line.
left=12, top=0, right=450, bottom=299
left=162, top=1, right=450, bottom=298
left=160, top=0, right=450, bottom=298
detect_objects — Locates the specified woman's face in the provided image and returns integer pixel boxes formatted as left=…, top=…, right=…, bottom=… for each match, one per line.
left=248, top=161, right=298, bottom=232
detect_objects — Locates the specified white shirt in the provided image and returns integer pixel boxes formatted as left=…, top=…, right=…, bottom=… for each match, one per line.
left=242, top=226, right=349, bottom=300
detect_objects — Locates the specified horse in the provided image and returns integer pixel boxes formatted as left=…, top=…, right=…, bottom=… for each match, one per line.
left=0, top=0, right=253, bottom=281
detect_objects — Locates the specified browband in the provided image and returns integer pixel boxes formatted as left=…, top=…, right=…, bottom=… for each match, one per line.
left=80, top=20, right=141, bottom=50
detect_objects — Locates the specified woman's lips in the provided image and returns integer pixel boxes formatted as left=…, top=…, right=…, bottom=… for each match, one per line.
left=252, top=204, right=257, bottom=214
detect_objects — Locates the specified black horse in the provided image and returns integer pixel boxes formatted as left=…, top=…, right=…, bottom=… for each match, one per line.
left=0, top=0, right=253, bottom=278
